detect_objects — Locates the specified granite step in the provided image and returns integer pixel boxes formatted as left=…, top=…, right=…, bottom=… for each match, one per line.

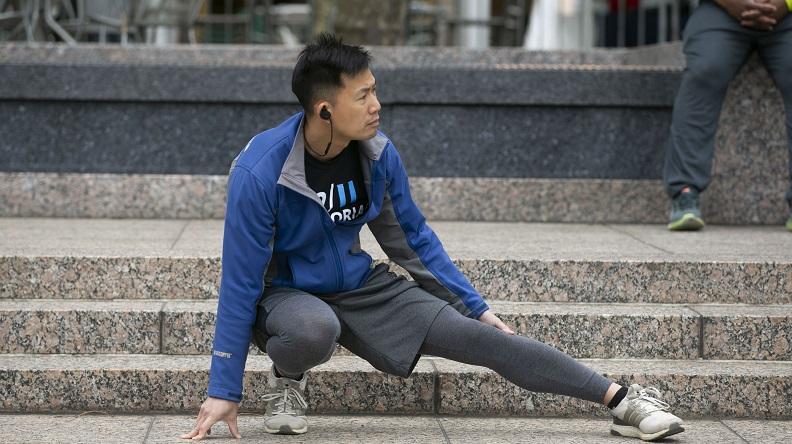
left=3, top=172, right=791, bottom=225
left=1, top=299, right=790, bottom=361
left=0, top=354, right=790, bottom=418
left=2, top=218, right=792, bottom=304
left=0, top=414, right=786, bottom=443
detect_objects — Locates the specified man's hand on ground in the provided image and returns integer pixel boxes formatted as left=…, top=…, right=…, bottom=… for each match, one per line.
left=716, top=0, right=778, bottom=29
left=478, top=310, right=516, bottom=335
left=181, top=397, right=242, bottom=441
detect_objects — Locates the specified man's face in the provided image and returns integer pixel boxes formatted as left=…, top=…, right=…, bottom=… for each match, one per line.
left=327, top=69, right=381, bottom=141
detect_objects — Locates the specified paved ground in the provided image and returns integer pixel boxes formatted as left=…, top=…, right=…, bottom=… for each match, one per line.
left=0, top=414, right=790, bottom=443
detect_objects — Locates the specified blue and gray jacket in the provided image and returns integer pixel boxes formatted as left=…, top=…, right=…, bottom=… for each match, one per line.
left=208, top=112, right=490, bottom=402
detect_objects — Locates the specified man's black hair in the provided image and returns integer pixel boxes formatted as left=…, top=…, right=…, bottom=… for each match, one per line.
left=291, top=33, right=372, bottom=115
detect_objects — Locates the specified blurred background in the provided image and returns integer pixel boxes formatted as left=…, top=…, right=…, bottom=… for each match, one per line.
left=0, top=0, right=698, bottom=49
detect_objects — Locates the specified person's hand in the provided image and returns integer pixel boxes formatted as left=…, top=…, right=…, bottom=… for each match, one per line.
left=715, top=0, right=778, bottom=29
left=181, top=397, right=242, bottom=441
left=752, top=0, right=789, bottom=23
left=478, top=309, right=515, bottom=335
left=740, top=0, right=789, bottom=29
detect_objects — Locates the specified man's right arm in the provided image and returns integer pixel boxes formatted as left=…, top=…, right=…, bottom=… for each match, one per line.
left=208, top=165, right=277, bottom=402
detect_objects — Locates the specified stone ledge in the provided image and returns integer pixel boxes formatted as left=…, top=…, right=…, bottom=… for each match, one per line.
left=3, top=173, right=790, bottom=224
left=2, top=300, right=790, bottom=360
left=0, top=354, right=790, bottom=417
left=2, top=219, right=792, bottom=303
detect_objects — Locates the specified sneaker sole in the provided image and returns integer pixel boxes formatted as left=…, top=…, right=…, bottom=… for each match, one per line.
left=264, top=424, right=308, bottom=435
left=668, top=213, right=705, bottom=231
left=610, top=422, right=685, bottom=441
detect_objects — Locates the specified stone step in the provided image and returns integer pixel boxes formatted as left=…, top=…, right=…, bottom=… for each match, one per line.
left=3, top=219, right=792, bottom=304
left=4, top=172, right=791, bottom=225
left=0, top=354, right=790, bottom=418
left=2, top=299, right=790, bottom=361
left=0, top=414, right=784, bottom=443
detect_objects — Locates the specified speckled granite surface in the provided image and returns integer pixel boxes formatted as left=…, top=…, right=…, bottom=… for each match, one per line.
left=3, top=219, right=792, bottom=304
left=0, top=173, right=227, bottom=219
left=491, top=302, right=700, bottom=359
left=1, top=355, right=790, bottom=417
left=0, top=256, right=220, bottom=299
left=706, top=54, right=792, bottom=225
left=408, top=177, right=670, bottom=223
left=5, top=255, right=792, bottom=304
left=161, top=300, right=701, bottom=359
left=0, top=173, right=671, bottom=222
left=0, top=300, right=162, bottom=354
left=0, top=355, right=434, bottom=414
left=2, top=299, right=788, bottom=360
left=160, top=300, right=216, bottom=355
left=695, top=305, right=792, bottom=361
left=3, top=171, right=791, bottom=224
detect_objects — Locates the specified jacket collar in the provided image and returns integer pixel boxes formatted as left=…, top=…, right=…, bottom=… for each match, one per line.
left=277, top=114, right=388, bottom=203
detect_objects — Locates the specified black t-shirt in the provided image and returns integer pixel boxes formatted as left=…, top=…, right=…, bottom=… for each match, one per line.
left=305, top=141, right=369, bottom=222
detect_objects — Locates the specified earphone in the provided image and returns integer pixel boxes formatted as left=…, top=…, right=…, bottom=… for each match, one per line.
left=306, top=106, right=333, bottom=157
left=319, top=106, right=331, bottom=120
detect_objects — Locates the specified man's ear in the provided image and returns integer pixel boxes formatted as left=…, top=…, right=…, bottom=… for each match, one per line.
left=313, top=101, right=331, bottom=119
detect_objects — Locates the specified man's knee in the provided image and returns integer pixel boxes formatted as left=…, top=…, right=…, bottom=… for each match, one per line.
left=684, top=55, right=736, bottom=92
left=284, top=312, right=341, bottom=359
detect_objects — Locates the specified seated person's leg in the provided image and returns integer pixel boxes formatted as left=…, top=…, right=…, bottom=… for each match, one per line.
left=664, top=3, right=753, bottom=230
left=757, top=21, right=792, bottom=230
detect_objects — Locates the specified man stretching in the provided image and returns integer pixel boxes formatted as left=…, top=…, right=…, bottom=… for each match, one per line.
left=182, top=34, right=685, bottom=442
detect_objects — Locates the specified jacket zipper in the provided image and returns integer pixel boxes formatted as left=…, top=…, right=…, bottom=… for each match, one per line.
left=322, top=220, right=344, bottom=289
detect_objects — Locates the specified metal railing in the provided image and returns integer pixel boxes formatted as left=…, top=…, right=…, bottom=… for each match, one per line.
left=0, top=0, right=699, bottom=47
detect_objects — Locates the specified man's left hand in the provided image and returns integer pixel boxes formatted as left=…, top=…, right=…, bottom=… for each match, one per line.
left=478, top=310, right=515, bottom=335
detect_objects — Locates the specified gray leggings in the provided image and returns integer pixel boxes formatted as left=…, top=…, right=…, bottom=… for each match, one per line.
left=420, top=305, right=612, bottom=404
left=262, top=295, right=612, bottom=405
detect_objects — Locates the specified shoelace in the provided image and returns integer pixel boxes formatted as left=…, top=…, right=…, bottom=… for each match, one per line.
left=634, top=386, right=670, bottom=413
left=262, top=387, right=308, bottom=416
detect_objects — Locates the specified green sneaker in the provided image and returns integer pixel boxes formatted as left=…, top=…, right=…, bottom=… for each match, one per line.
left=262, top=366, right=308, bottom=435
left=786, top=204, right=792, bottom=232
left=668, top=187, right=704, bottom=231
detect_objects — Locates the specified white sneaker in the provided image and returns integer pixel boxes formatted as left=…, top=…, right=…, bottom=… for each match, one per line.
left=262, top=366, right=309, bottom=435
left=610, top=384, right=685, bottom=441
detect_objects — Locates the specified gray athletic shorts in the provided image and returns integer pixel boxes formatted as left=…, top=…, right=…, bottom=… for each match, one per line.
left=252, top=263, right=450, bottom=377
